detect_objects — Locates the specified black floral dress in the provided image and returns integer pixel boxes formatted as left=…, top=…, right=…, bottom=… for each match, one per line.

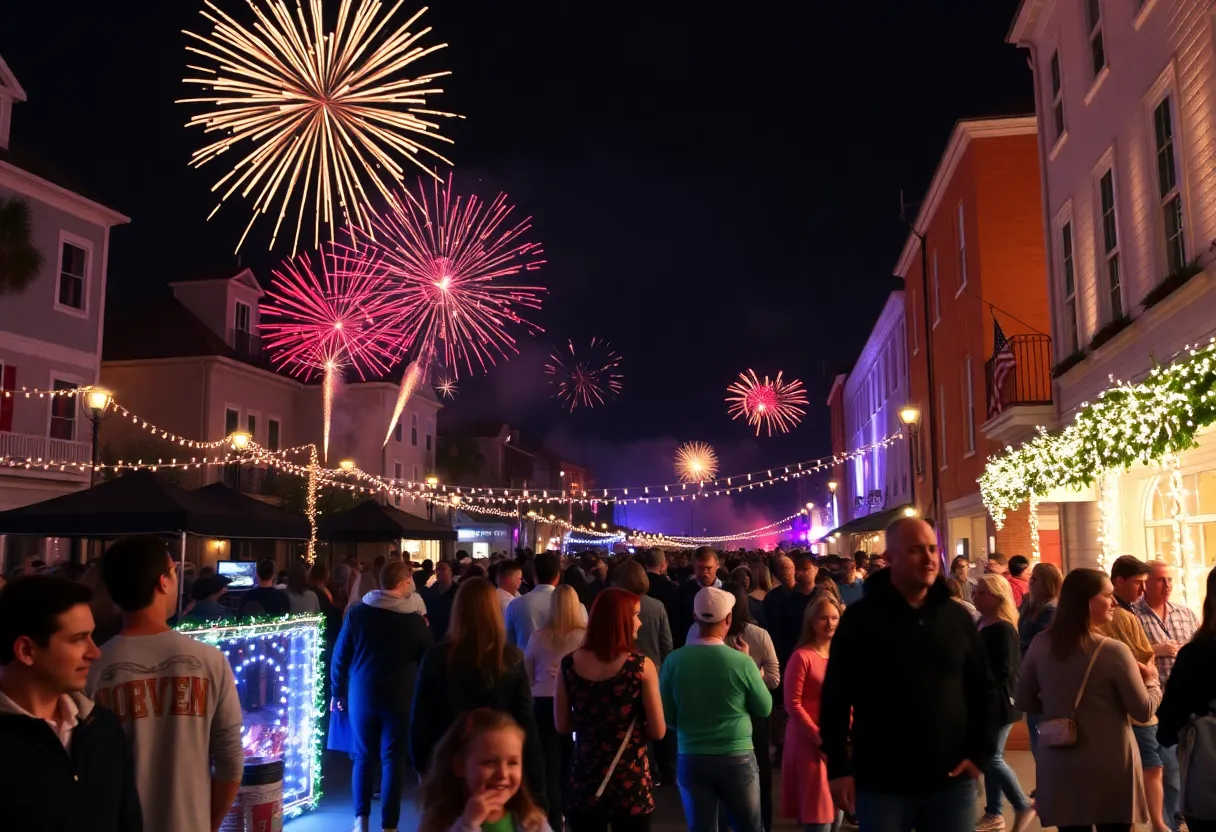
left=560, top=651, right=653, bottom=815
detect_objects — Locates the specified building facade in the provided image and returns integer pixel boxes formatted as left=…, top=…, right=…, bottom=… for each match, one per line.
left=0, top=54, right=129, bottom=525
left=898, top=117, right=1053, bottom=566
left=1009, top=0, right=1216, bottom=594
left=839, top=292, right=912, bottom=544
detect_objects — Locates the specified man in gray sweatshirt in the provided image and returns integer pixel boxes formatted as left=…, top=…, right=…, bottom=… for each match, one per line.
left=88, top=536, right=245, bottom=832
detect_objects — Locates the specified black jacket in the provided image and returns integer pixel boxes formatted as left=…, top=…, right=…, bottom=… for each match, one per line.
left=979, top=620, right=1022, bottom=726
left=332, top=593, right=434, bottom=715
left=410, top=641, right=547, bottom=809
left=0, top=695, right=142, bottom=832
left=671, top=579, right=701, bottom=649
left=421, top=583, right=456, bottom=641
left=1158, top=638, right=1216, bottom=747
left=820, top=569, right=997, bottom=794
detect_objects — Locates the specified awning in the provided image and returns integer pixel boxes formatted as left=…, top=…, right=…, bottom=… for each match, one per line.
left=191, top=483, right=311, bottom=541
left=816, top=503, right=915, bottom=542
left=318, top=500, right=458, bottom=543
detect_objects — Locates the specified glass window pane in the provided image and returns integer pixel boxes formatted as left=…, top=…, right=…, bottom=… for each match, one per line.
left=1195, top=470, right=1216, bottom=516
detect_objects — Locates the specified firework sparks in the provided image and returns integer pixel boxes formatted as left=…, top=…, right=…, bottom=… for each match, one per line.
left=545, top=338, right=623, bottom=411
left=180, top=0, right=460, bottom=253
left=435, top=376, right=458, bottom=398
left=674, top=442, right=719, bottom=484
left=359, top=175, right=546, bottom=379
left=726, top=369, right=808, bottom=436
left=261, top=244, right=401, bottom=459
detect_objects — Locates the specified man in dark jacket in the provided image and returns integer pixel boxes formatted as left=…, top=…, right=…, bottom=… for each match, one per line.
left=672, top=546, right=722, bottom=649
left=422, top=560, right=456, bottom=640
left=821, top=517, right=997, bottom=832
left=333, top=560, right=434, bottom=832
left=237, top=559, right=290, bottom=616
left=0, top=575, right=142, bottom=831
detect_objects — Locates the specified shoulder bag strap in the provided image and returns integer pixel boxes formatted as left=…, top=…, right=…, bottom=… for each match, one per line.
left=1071, top=638, right=1108, bottom=718
left=594, top=717, right=637, bottom=800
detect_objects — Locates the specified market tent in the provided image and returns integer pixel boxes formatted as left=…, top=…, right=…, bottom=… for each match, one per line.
left=318, top=500, right=457, bottom=543
left=0, top=471, right=290, bottom=539
left=815, top=503, right=915, bottom=543
left=192, top=482, right=311, bottom=541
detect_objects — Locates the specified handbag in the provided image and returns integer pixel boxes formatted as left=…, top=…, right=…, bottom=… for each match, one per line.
left=1037, top=638, right=1107, bottom=749
left=594, top=716, right=638, bottom=800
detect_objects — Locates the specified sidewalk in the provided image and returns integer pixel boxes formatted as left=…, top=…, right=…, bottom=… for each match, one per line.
left=289, top=749, right=1051, bottom=831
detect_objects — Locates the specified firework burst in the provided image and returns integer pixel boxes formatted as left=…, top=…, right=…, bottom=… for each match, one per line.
left=726, top=369, right=808, bottom=436
left=674, top=442, right=719, bottom=484
left=261, top=244, right=401, bottom=458
left=545, top=338, right=623, bottom=411
left=181, top=0, right=460, bottom=254
left=435, top=376, right=458, bottom=398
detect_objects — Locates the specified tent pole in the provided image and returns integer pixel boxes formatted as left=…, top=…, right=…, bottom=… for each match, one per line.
left=177, top=531, right=187, bottom=619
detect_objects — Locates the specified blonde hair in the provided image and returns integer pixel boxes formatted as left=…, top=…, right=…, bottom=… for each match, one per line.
left=795, top=595, right=842, bottom=649
left=544, top=584, right=586, bottom=649
left=1025, top=562, right=1062, bottom=619
left=977, top=574, right=1019, bottom=629
left=417, top=708, right=546, bottom=832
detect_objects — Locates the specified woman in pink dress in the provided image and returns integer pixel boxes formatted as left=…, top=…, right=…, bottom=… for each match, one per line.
left=782, top=595, right=843, bottom=832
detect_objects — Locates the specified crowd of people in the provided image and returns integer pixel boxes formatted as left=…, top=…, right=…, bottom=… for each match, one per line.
left=2, top=521, right=1216, bottom=832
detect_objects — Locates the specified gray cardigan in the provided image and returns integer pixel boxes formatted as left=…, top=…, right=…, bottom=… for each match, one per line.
left=636, top=593, right=673, bottom=667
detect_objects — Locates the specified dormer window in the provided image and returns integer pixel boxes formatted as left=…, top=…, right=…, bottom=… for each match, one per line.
left=234, top=301, right=251, bottom=335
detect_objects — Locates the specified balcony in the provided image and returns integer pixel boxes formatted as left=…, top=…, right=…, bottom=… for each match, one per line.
left=229, top=329, right=270, bottom=367
left=221, top=463, right=279, bottom=496
left=981, top=333, right=1058, bottom=447
left=0, top=431, right=92, bottom=481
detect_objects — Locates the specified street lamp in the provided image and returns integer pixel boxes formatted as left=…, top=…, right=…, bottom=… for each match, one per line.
left=81, top=387, right=112, bottom=487
left=898, top=405, right=922, bottom=427
left=339, top=459, right=355, bottom=472
left=426, top=475, right=439, bottom=487
left=227, top=431, right=251, bottom=491
left=898, top=404, right=923, bottom=514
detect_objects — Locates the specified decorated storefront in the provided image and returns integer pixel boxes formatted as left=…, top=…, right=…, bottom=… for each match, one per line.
left=979, top=339, right=1216, bottom=611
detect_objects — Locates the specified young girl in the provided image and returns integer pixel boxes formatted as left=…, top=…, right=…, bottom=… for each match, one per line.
left=418, top=708, right=552, bottom=832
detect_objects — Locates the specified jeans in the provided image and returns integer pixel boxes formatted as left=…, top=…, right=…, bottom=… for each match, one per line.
left=753, top=714, right=773, bottom=832
left=855, top=780, right=975, bottom=832
left=534, top=697, right=569, bottom=832
left=677, top=752, right=764, bottom=832
left=351, top=704, right=407, bottom=830
left=1160, top=742, right=1181, bottom=831
left=984, top=723, right=1032, bottom=815
left=567, top=810, right=652, bottom=832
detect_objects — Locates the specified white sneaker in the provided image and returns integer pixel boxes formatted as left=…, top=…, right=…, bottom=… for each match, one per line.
left=975, top=814, right=1006, bottom=832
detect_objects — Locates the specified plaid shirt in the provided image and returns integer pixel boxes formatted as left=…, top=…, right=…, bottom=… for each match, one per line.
left=1133, top=597, right=1198, bottom=684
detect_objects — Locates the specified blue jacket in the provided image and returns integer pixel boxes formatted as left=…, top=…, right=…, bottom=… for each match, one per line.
left=332, top=590, right=434, bottom=715
left=0, top=692, right=142, bottom=832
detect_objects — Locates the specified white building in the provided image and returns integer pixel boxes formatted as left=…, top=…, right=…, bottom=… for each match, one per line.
left=835, top=291, right=912, bottom=549
left=1008, top=0, right=1216, bottom=598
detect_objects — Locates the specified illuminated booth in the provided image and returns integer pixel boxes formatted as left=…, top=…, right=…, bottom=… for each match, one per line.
left=318, top=499, right=457, bottom=563
left=453, top=513, right=514, bottom=559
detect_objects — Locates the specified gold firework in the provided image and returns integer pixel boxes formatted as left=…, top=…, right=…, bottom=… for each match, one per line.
left=181, top=0, right=461, bottom=253
left=674, top=442, right=719, bottom=484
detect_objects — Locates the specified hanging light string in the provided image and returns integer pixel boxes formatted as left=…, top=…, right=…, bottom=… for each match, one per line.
left=630, top=509, right=805, bottom=546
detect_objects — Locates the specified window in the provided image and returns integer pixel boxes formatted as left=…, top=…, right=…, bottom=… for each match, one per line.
left=1086, top=0, right=1105, bottom=78
left=963, top=355, right=976, bottom=455
left=57, top=241, right=88, bottom=311
left=246, top=413, right=257, bottom=439
left=425, top=419, right=434, bottom=453
left=1050, top=51, right=1065, bottom=141
left=412, top=465, right=419, bottom=483
left=1098, top=168, right=1123, bottom=319
left=1153, top=96, right=1186, bottom=276
left=1145, top=472, right=1216, bottom=570
left=234, top=301, right=251, bottom=334
left=1061, top=220, right=1079, bottom=352
left=410, top=413, right=418, bottom=447
left=225, top=408, right=240, bottom=436
left=394, top=421, right=402, bottom=443
left=931, top=249, right=941, bottom=326
left=956, top=202, right=968, bottom=293
left=394, top=462, right=403, bottom=506
left=938, top=385, right=948, bottom=467
left=910, top=288, right=919, bottom=353
left=49, top=380, right=76, bottom=440
left=268, top=419, right=280, bottom=451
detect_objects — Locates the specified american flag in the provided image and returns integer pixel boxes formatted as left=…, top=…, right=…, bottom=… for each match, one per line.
left=988, top=318, right=1016, bottom=417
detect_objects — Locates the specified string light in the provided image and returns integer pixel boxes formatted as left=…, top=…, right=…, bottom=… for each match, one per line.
left=176, top=615, right=324, bottom=816
left=1027, top=493, right=1040, bottom=563
left=630, top=510, right=805, bottom=546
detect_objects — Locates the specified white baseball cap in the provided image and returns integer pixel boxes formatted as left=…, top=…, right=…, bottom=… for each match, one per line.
left=694, top=586, right=735, bottom=624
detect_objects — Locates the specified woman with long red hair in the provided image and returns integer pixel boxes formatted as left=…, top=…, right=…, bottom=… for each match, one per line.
left=556, top=587, right=665, bottom=832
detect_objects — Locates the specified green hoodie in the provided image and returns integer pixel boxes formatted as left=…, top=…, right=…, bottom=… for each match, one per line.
left=659, top=641, right=772, bottom=755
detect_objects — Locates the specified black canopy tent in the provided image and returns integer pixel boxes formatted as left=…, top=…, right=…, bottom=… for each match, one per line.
left=191, top=482, right=311, bottom=541
left=318, top=500, right=457, bottom=543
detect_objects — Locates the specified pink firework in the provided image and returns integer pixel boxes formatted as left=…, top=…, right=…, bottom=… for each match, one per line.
left=260, top=244, right=402, bottom=379
left=357, top=175, right=546, bottom=378
left=546, top=337, right=623, bottom=411
left=726, top=369, right=809, bottom=436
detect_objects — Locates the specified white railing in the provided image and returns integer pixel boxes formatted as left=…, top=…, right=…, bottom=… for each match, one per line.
left=0, top=431, right=93, bottom=467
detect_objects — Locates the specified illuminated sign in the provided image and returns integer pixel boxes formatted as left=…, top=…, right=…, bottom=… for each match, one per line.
left=457, top=528, right=509, bottom=541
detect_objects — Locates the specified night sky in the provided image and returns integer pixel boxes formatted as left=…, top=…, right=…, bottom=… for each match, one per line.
left=3, top=1, right=1033, bottom=536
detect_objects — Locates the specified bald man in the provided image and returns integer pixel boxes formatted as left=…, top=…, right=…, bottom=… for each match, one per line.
left=820, top=518, right=998, bottom=832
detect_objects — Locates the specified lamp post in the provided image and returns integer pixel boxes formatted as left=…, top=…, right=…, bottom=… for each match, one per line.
left=899, top=405, right=925, bottom=517
left=81, top=387, right=113, bottom=487
left=425, top=475, right=439, bottom=522
left=827, top=480, right=838, bottom=533
left=228, top=430, right=251, bottom=491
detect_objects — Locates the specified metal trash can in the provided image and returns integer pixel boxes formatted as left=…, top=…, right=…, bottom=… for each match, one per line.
left=220, top=759, right=283, bottom=832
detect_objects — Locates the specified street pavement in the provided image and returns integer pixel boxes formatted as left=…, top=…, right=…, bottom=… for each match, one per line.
left=288, top=749, right=1065, bottom=831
